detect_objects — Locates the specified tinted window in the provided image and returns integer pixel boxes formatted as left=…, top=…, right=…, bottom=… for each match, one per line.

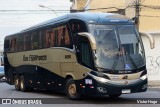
left=69, top=20, right=87, bottom=36
left=31, top=31, right=39, bottom=49
left=39, top=30, right=46, bottom=48
left=45, top=25, right=71, bottom=48
left=46, top=29, right=55, bottom=48
left=57, top=25, right=71, bottom=47
left=11, top=37, right=16, bottom=52
left=16, top=35, right=24, bottom=51
left=4, top=38, right=10, bottom=52
left=24, top=34, right=31, bottom=51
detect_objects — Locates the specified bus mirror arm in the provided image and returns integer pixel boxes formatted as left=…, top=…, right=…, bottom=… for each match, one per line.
left=140, top=32, right=155, bottom=49
left=78, top=32, right=97, bottom=50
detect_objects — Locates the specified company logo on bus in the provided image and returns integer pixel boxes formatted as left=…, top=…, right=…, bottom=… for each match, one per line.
left=122, top=75, right=128, bottom=79
left=124, top=81, right=129, bottom=85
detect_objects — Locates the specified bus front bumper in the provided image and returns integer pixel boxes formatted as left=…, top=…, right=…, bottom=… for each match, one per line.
left=78, top=78, right=148, bottom=96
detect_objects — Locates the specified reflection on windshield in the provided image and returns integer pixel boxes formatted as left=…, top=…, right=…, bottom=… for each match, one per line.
left=89, top=24, right=145, bottom=71
left=119, top=26, right=139, bottom=55
left=95, top=28, right=119, bottom=59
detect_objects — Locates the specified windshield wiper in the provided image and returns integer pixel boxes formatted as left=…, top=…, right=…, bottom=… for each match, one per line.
left=127, top=54, right=137, bottom=70
left=96, top=67, right=110, bottom=71
left=111, top=53, right=121, bottom=72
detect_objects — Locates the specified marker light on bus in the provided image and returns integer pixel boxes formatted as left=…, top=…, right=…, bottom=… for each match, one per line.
left=88, top=73, right=110, bottom=83
left=140, top=75, right=147, bottom=80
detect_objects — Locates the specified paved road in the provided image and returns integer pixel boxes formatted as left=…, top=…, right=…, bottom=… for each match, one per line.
left=0, top=82, right=160, bottom=107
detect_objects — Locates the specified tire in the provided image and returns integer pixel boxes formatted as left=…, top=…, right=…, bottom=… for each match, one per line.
left=65, top=78, right=81, bottom=100
left=14, top=75, right=20, bottom=91
left=109, top=94, right=121, bottom=98
left=19, top=75, right=28, bottom=92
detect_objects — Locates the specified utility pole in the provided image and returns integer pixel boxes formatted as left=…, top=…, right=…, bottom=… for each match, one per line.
left=135, top=0, right=140, bottom=31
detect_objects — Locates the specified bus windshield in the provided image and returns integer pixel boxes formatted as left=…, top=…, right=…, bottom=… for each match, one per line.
left=89, top=24, right=145, bottom=71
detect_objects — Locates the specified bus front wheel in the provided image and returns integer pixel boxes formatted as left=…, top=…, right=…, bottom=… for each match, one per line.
left=65, top=78, right=81, bottom=100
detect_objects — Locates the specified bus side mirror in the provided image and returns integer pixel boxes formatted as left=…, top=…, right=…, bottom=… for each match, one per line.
left=140, top=32, right=155, bottom=49
left=78, top=32, right=97, bottom=50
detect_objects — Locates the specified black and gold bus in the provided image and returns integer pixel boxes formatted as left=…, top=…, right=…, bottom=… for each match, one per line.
left=4, top=12, right=154, bottom=99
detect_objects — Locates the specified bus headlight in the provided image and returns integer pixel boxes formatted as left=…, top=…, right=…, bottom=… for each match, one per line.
left=88, top=73, right=110, bottom=83
left=94, top=77, right=110, bottom=83
left=140, top=75, right=147, bottom=80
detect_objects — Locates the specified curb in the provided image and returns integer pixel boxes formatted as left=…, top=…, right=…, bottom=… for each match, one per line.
left=148, top=80, right=160, bottom=87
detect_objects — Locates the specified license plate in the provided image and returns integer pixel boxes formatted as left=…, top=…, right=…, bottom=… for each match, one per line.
left=122, top=89, right=131, bottom=93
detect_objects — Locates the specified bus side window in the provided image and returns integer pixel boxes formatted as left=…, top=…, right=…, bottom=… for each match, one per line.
left=31, top=31, right=39, bottom=49
left=69, top=20, right=87, bottom=36
left=81, top=37, right=92, bottom=68
left=56, top=25, right=71, bottom=47
left=39, top=30, right=46, bottom=49
left=46, top=29, right=54, bottom=48
left=16, top=35, right=24, bottom=52
left=45, top=30, right=50, bottom=48
left=50, top=29, right=55, bottom=47
left=71, top=24, right=80, bottom=36
left=54, top=28, right=58, bottom=46
left=57, top=26, right=63, bottom=46
left=64, top=26, right=71, bottom=46
left=4, top=38, right=10, bottom=52
left=24, top=34, right=31, bottom=51
left=11, top=37, right=16, bottom=52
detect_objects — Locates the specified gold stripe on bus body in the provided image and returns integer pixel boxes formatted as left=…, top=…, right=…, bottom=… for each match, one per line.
left=7, top=47, right=91, bottom=80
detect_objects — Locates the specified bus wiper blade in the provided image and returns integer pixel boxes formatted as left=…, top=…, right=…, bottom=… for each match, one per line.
left=96, top=67, right=110, bottom=71
left=127, top=54, right=137, bottom=70
left=111, top=53, right=120, bottom=72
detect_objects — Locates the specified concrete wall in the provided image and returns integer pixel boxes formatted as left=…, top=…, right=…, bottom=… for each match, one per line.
left=139, top=0, right=160, bottom=32
left=89, top=0, right=126, bottom=12
left=70, top=0, right=87, bottom=11
left=142, top=34, right=160, bottom=81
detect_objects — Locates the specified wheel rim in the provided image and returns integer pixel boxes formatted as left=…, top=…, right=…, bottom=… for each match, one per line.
left=20, top=79, right=24, bottom=90
left=15, top=79, right=19, bottom=87
left=68, top=84, right=77, bottom=96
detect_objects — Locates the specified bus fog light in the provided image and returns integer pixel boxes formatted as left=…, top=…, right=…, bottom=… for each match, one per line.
left=97, top=87, right=107, bottom=93
left=142, top=84, right=147, bottom=89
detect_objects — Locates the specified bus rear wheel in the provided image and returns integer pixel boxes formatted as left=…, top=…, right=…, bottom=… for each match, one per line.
left=14, top=75, right=20, bottom=91
left=65, top=78, right=81, bottom=100
left=20, top=75, right=27, bottom=92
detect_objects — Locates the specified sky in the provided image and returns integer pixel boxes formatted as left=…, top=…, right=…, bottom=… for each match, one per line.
left=0, top=0, right=72, bottom=50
